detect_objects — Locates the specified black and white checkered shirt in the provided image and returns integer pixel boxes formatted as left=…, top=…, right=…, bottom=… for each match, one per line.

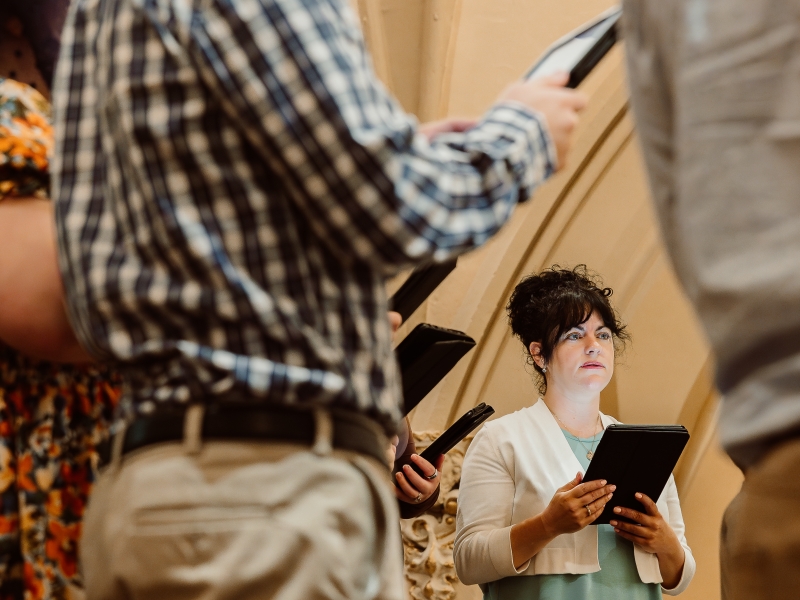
left=50, top=0, right=555, bottom=431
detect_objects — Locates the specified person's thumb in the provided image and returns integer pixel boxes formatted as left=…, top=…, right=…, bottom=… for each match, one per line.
left=533, top=71, right=570, bottom=87
left=557, top=472, right=583, bottom=493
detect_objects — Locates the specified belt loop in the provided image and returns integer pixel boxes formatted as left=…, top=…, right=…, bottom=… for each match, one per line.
left=313, top=408, right=333, bottom=456
left=183, top=404, right=206, bottom=455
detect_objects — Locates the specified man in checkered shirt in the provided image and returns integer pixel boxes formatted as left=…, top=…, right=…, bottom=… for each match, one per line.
left=50, top=0, right=586, bottom=598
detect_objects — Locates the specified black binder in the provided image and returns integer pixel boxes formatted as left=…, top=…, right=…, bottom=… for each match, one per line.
left=397, top=403, right=495, bottom=479
left=389, top=259, right=458, bottom=322
left=582, top=424, right=690, bottom=525
left=525, top=6, right=621, bottom=89
left=395, top=323, right=476, bottom=415
left=420, top=402, right=495, bottom=462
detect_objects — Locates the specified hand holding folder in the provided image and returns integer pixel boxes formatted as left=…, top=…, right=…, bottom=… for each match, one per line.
left=394, top=403, right=494, bottom=480
left=583, top=424, right=690, bottom=525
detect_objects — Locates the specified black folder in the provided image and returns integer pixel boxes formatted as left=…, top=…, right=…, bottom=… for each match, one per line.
left=395, top=323, right=476, bottom=415
left=420, top=402, right=495, bottom=462
left=396, top=403, right=495, bottom=479
left=582, top=424, right=690, bottom=525
left=389, top=258, right=457, bottom=322
left=525, top=6, right=621, bottom=89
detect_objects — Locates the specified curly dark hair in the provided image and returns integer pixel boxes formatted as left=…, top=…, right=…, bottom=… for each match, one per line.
left=506, top=265, right=629, bottom=394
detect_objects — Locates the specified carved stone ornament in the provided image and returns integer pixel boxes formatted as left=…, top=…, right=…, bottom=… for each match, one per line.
left=401, top=431, right=474, bottom=600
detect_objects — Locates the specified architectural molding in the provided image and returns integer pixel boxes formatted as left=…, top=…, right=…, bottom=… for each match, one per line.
left=401, top=432, right=473, bottom=600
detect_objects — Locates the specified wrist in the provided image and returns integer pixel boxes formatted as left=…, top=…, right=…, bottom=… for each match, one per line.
left=659, top=558, right=685, bottom=591
left=537, top=510, right=559, bottom=540
left=511, top=514, right=556, bottom=547
left=657, top=529, right=683, bottom=559
left=656, top=538, right=685, bottom=589
left=659, top=537, right=685, bottom=565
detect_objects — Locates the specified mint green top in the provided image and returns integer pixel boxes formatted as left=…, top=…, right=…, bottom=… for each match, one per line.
left=482, top=430, right=663, bottom=600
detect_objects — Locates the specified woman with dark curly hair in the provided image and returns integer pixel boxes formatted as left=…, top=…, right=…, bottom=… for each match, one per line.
left=453, top=266, right=695, bottom=599
left=0, top=5, right=121, bottom=599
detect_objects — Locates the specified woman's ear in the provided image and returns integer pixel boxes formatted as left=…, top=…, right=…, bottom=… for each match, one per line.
left=529, top=341, right=544, bottom=369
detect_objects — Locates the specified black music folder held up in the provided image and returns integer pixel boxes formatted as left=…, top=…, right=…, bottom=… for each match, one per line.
left=419, top=402, right=495, bottom=462
left=395, top=323, right=476, bottom=415
left=582, top=424, right=690, bottom=525
left=397, top=403, right=495, bottom=479
left=525, top=6, right=621, bottom=89
left=389, top=259, right=458, bottom=322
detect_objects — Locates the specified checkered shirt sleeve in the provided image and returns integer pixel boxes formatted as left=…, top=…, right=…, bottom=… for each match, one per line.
left=50, top=0, right=557, bottom=429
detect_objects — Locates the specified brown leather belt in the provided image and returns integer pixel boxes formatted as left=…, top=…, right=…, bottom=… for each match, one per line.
left=99, top=404, right=388, bottom=466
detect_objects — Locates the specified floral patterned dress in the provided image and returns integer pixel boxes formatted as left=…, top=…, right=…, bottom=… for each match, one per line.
left=0, top=77, right=122, bottom=600
left=0, top=78, right=51, bottom=198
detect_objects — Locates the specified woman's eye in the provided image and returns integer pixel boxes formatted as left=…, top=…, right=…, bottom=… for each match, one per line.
left=598, top=332, right=611, bottom=340
left=566, top=333, right=580, bottom=340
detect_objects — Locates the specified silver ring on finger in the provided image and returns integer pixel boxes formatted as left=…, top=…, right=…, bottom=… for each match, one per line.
left=585, top=505, right=592, bottom=517
left=413, top=492, right=423, bottom=503
left=425, top=468, right=438, bottom=480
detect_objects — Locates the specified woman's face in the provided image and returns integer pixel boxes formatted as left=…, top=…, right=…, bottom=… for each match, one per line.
left=531, top=311, right=615, bottom=399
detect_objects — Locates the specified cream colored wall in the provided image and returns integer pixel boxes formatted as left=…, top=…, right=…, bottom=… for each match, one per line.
left=356, top=1, right=743, bottom=598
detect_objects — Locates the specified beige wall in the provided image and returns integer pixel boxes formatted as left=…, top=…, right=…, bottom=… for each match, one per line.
left=356, top=1, right=743, bottom=598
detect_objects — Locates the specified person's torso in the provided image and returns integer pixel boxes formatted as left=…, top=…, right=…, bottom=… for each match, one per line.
left=482, top=426, right=662, bottom=600
left=623, top=0, right=800, bottom=467
left=479, top=402, right=671, bottom=575
left=50, top=0, right=402, bottom=430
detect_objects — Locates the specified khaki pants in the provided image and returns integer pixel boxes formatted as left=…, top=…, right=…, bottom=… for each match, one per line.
left=80, top=409, right=404, bottom=600
left=720, top=438, right=800, bottom=600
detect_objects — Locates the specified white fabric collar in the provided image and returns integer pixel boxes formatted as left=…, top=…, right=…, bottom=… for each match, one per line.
left=530, top=397, right=615, bottom=475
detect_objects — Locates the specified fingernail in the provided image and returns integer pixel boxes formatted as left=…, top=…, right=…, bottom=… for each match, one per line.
left=635, top=493, right=642, bottom=499
left=615, top=528, right=620, bottom=533
left=610, top=520, right=617, bottom=526
left=614, top=507, right=621, bottom=513
left=411, top=454, right=419, bottom=459
left=600, top=480, right=607, bottom=486
left=608, top=493, right=613, bottom=499
left=610, top=485, right=616, bottom=491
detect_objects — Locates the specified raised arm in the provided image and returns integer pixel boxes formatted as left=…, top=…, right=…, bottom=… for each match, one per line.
left=186, top=0, right=585, bottom=271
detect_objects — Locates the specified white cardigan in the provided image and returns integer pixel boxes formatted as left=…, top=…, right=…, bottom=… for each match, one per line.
left=453, top=399, right=696, bottom=595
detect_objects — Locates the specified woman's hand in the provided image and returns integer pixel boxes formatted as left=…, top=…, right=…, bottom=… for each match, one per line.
left=610, top=492, right=686, bottom=589
left=540, top=472, right=616, bottom=537
left=609, top=492, right=679, bottom=554
left=395, top=453, right=445, bottom=505
left=497, top=72, right=588, bottom=170
left=510, top=472, right=614, bottom=569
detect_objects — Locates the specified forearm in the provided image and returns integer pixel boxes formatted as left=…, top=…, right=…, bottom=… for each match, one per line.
left=0, top=198, right=91, bottom=362
left=509, top=514, right=556, bottom=569
left=657, top=538, right=686, bottom=590
left=192, top=0, right=555, bottom=270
